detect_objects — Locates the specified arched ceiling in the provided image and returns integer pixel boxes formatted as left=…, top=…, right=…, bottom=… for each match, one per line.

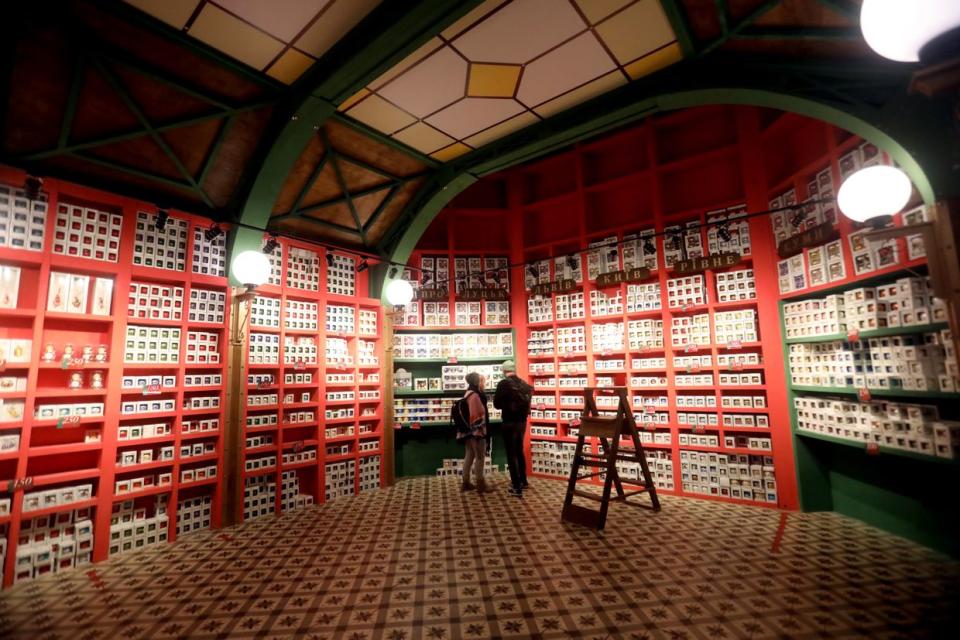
left=2, top=0, right=957, bottom=258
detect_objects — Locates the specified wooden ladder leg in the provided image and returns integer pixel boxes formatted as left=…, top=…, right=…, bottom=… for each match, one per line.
left=632, top=430, right=661, bottom=511
left=601, top=436, right=626, bottom=500
left=563, top=434, right=586, bottom=510
left=596, top=439, right=618, bottom=531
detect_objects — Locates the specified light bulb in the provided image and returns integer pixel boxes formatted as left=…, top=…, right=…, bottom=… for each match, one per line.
left=232, top=250, right=271, bottom=287
left=385, top=278, right=414, bottom=306
left=861, top=0, right=960, bottom=62
left=837, top=165, right=912, bottom=223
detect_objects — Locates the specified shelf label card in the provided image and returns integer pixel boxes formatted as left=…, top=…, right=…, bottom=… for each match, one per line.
left=447, top=357, right=457, bottom=364
left=674, top=252, right=743, bottom=275
left=643, top=423, right=656, bottom=432
left=685, top=365, right=699, bottom=374
left=643, top=405, right=655, bottom=414
left=729, top=362, right=744, bottom=372
left=569, top=418, right=581, bottom=428
left=692, top=425, right=706, bottom=434
left=847, top=330, right=860, bottom=342
left=536, top=403, right=546, bottom=411
left=683, top=344, right=699, bottom=353
left=858, top=388, right=871, bottom=402
left=726, top=340, right=742, bottom=350
left=866, top=442, right=879, bottom=456
left=142, top=383, right=161, bottom=395
left=410, top=422, right=421, bottom=430
left=292, top=440, right=304, bottom=453
left=61, top=357, right=86, bottom=369
left=6, top=477, right=33, bottom=492
left=0, top=359, right=5, bottom=371
left=56, top=415, right=81, bottom=428
left=294, top=362, right=305, bottom=370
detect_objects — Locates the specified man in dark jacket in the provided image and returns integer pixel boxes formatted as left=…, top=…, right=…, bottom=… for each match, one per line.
left=493, top=360, right=532, bottom=498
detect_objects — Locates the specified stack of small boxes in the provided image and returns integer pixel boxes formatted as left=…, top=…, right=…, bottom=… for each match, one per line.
left=555, top=292, right=585, bottom=320
left=0, top=181, right=48, bottom=251
left=626, top=283, right=661, bottom=313
left=670, top=314, right=710, bottom=347
left=358, top=455, right=381, bottom=492
left=556, top=325, right=587, bottom=353
left=265, top=247, right=282, bottom=287
left=590, top=289, right=623, bottom=317
left=715, top=269, right=756, bottom=302
left=186, top=331, right=220, bottom=364
left=530, top=441, right=579, bottom=478
left=21, top=483, right=94, bottom=513
left=713, top=310, right=758, bottom=344
left=358, top=308, right=378, bottom=335
left=436, top=454, right=500, bottom=477
left=132, top=211, right=186, bottom=269
left=325, top=337, right=352, bottom=364
left=454, top=301, right=482, bottom=326
left=615, top=450, right=674, bottom=491
left=628, top=319, right=663, bottom=350
left=284, top=300, right=318, bottom=331
left=528, top=329, right=554, bottom=355
left=527, top=296, right=553, bottom=323
left=794, top=395, right=959, bottom=458
left=592, top=322, right=624, bottom=352
left=244, top=475, right=277, bottom=520
left=782, top=295, right=845, bottom=339
left=128, top=281, right=183, bottom=321
left=55, top=204, right=122, bottom=262
left=287, top=247, right=320, bottom=290
left=176, top=494, right=213, bottom=536
left=284, top=336, right=317, bottom=364
left=326, top=305, right=355, bottom=333
left=14, top=509, right=94, bottom=583
left=484, top=301, right=510, bottom=325
left=125, top=325, right=181, bottom=363
left=109, top=497, right=168, bottom=556
left=251, top=296, right=281, bottom=328
left=667, top=275, right=707, bottom=308
left=325, top=459, right=356, bottom=500
left=326, top=254, right=355, bottom=296
left=280, top=470, right=314, bottom=512
left=188, top=288, right=226, bottom=324
left=788, top=331, right=951, bottom=391
left=249, top=333, right=280, bottom=364
left=392, top=332, right=512, bottom=359
left=357, top=339, right=378, bottom=366
left=192, top=225, right=226, bottom=277
left=679, top=451, right=776, bottom=503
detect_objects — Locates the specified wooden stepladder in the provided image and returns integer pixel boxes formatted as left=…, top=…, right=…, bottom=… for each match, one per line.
left=561, top=387, right=661, bottom=530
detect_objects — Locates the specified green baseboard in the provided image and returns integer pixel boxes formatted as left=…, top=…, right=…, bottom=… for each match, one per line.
left=394, top=423, right=509, bottom=478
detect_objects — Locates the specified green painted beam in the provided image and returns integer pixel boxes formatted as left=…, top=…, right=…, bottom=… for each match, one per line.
left=737, top=26, right=861, bottom=40
left=700, top=0, right=784, bottom=55
left=287, top=150, right=331, bottom=218
left=19, top=101, right=271, bottom=162
left=275, top=180, right=397, bottom=221
left=814, top=0, right=860, bottom=21
left=330, top=113, right=439, bottom=168
left=59, top=56, right=85, bottom=150
left=272, top=214, right=363, bottom=237
left=363, top=183, right=400, bottom=233
left=197, top=116, right=235, bottom=188
left=714, top=0, right=730, bottom=35
left=659, top=0, right=697, bottom=57
left=325, top=137, right=367, bottom=245
left=70, top=151, right=195, bottom=192
left=92, top=59, right=214, bottom=207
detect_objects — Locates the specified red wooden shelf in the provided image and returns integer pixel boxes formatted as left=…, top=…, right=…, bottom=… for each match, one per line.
left=21, top=498, right=99, bottom=519
left=112, top=485, right=173, bottom=501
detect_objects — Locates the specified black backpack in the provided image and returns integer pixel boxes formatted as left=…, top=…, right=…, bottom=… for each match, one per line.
left=451, top=393, right=473, bottom=436
left=505, top=377, right=533, bottom=415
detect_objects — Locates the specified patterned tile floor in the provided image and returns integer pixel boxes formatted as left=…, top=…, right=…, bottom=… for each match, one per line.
left=1, top=474, right=958, bottom=639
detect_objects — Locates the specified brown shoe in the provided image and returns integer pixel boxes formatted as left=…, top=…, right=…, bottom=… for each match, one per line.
left=462, top=482, right=475, bottom=491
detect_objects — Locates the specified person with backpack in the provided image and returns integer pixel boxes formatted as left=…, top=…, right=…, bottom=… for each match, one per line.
left=493, top=360, right=532, bottom=498
left=453, top=372, right=489, bottom=492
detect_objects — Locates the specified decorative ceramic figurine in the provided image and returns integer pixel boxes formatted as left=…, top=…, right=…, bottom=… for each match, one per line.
left=41, top=344, right=57, bottom=363
left=82, top=345, right=94, bottom=363
left=62, top=344, right=75, bottom=360
left=68, top=372, right=83, bottom=389
left=94, top=345, right=108, bottom=363
left=90, top=371, right=104, bottom=390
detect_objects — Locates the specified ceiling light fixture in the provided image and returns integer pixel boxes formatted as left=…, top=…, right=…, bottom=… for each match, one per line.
left=385, top=278, right=414, bottom=306
left=838, top=165, right=913, bottom=226
left=231, top=250, right=271, bottom=290
left=860, top=0, right=960, bottom=63
left=356, top=258, right=369, bottom=273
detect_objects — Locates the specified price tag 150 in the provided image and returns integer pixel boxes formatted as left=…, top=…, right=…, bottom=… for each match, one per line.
left=56, top=415, right=82, bottom=428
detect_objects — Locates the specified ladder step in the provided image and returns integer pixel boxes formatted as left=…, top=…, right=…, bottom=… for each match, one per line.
left=576, top=459, right=608, bottom=468
left=574, top=471, right=604, bottom=480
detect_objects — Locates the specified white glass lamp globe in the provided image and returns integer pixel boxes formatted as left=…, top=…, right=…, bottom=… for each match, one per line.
left=861, top=0, right=960, bottom=62
left=837, top=165, right=913, bottom=223
left=385, top=278, right=414, bottom=306
left=232, top=250, right=271, bottom=287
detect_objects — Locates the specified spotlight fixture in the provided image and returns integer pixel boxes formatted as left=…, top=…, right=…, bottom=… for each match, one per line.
left=155, top=209, right=169, bottom=232
left=643, top=237, right=655, bottom=254
left=790, top=209, right=807, bottom=229
left=326, top=253, right=335, bottom=268
left=388, top=266, right=399, bottom=279
left=24, top=175, right=42, bottom=201
left=566, top=255, right=577, bottom=271
left=528, top=264, right=538, bottom=280
left=356, top=258, right=369, bottom=273
left=262, top=234, right=279, bottom=254
left=491, top=271, right=501, bottom=285
left=204, top=223, right=223, bottom=242
left=717, top=223, right=732, bottom=242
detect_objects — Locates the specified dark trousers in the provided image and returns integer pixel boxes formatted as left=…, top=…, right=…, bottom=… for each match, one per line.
left=501, top=421, right=527, bottom=490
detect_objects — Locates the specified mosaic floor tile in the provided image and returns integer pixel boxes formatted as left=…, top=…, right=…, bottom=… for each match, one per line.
left=1, top=474, right=958, bottom=639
